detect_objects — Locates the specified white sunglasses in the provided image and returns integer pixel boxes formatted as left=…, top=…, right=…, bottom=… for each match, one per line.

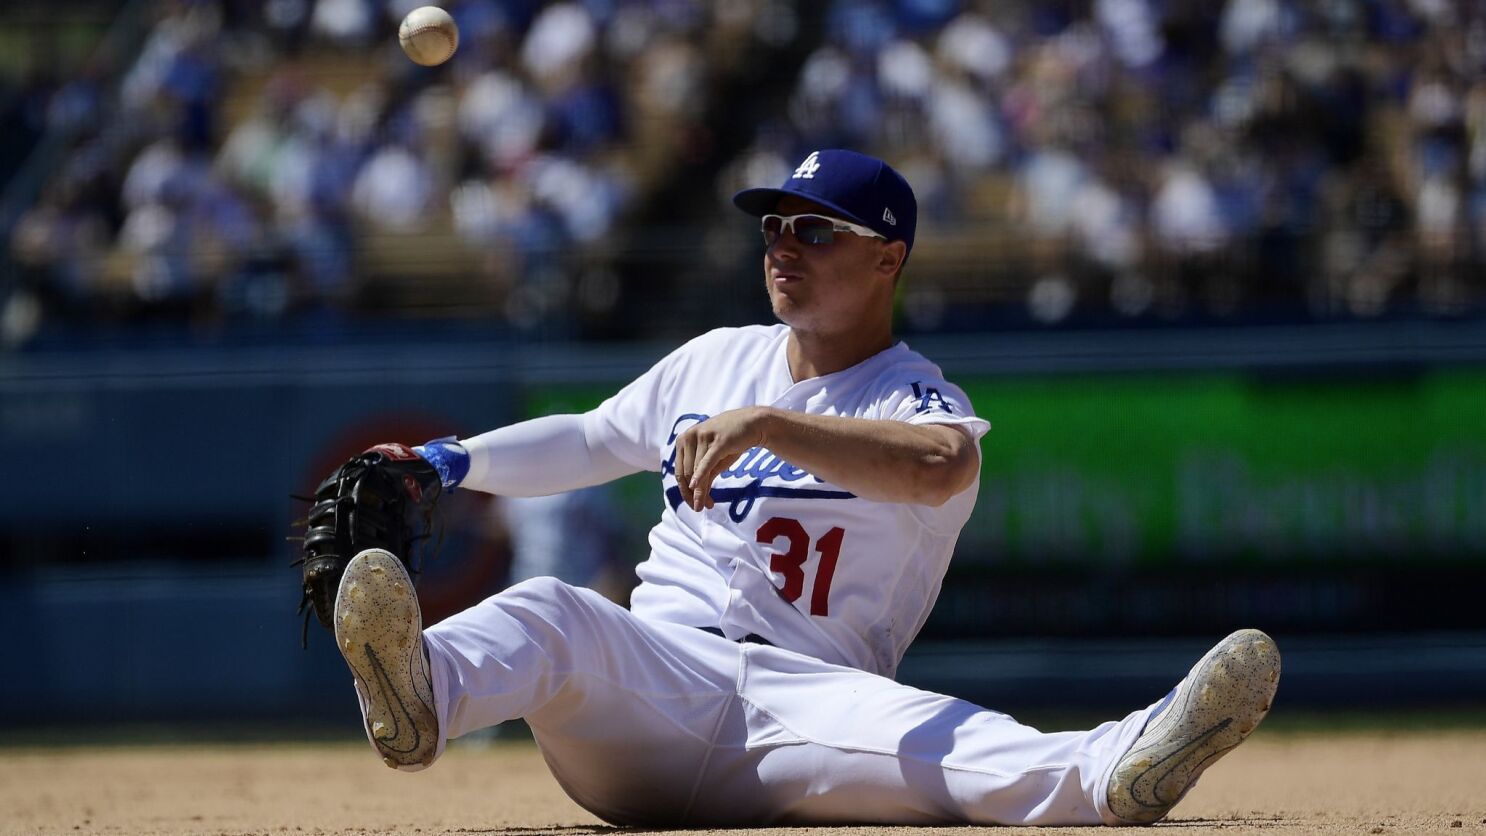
left=760, top=213, right=887, bottom=246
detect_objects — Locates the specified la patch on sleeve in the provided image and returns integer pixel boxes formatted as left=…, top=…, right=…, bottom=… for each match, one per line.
left=910, top=382, right=955, bottom=415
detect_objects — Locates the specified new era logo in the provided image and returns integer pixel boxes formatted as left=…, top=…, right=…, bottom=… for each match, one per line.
left=792, top=151, right=821, bottom=180
left=883, top=207, right=896, bottom=226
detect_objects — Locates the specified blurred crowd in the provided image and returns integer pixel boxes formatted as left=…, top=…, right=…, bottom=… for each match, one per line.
left=4, top=0, right=1486, bottom=345
left=2, top=0, right=790, bottom=343
left=723, top=0, right=1486, bottom=325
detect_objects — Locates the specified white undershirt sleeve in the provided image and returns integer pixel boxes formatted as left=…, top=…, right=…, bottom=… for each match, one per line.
left=460, top=338, right=688, bottom=495
left=459, top=413, right=640, bottom=497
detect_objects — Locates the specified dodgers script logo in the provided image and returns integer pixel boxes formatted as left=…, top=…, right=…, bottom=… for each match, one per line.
left=661, top=414, right=853, bottom=522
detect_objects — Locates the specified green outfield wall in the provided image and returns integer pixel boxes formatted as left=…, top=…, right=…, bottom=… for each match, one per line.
left=956, top=371, right=1486, bottom=568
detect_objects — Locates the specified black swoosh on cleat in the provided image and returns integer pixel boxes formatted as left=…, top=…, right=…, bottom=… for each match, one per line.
left=1128, top=718, right=1233, bottom=810
left=360, top=642, right=423, bottom=756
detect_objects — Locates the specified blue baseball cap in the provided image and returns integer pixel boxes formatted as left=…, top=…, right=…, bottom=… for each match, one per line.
left=733, top=149, right=917, bottom=254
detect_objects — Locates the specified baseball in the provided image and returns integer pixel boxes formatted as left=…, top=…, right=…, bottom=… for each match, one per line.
left=398, top=6, right=458, bottom=67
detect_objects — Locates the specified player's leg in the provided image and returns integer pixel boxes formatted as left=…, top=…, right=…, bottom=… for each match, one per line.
left=418, top=574, right=757, bottom=824
left=424, top=582, right=1129, bottom=827
left=683, top=630, right=1279, bottom=827
left=420, top=577, right=1137, bottom=827
left=679, top=642, right=1141, bottom=826
left=336, top=553, right=751, bottom=822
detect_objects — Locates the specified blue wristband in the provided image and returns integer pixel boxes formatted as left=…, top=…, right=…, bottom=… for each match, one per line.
left=413, top=437, right=471, bottom=490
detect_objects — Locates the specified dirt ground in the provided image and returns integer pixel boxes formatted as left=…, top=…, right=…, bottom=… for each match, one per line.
left=4, top=730, right=1484, bottom=836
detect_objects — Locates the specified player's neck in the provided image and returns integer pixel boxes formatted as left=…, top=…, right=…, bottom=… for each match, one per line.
left=785, top=324, right=894, bottom=381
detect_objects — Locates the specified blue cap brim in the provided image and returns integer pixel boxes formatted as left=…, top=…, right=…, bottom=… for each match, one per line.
left=732, top=186, right=874, bottom=230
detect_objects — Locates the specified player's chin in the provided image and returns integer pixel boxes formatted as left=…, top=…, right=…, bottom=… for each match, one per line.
left=769, top=284, right=809, bottom=312
left=770, top=296, right=807, bottom=326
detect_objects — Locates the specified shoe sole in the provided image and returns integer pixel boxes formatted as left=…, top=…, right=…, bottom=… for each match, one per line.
left=334, top=548, right=438, bottom=769
left=1106, top=629, right=1281, bottom=824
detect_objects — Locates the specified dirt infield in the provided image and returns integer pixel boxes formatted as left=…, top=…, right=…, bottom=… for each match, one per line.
left=4, top=731, right=1484, bottom=836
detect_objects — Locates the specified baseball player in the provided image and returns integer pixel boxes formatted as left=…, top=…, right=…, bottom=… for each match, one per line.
left=316, top=150, right=1280, bottom=826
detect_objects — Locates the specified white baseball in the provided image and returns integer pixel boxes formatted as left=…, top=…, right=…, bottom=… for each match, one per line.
left=398, top=6, right=459, bottom=67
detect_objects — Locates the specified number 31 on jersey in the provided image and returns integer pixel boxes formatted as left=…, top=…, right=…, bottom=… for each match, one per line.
left=756, top=517, right=844, bottom=617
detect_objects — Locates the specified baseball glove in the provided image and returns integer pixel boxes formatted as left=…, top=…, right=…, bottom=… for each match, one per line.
left=293, top=443, right=443, bottom=646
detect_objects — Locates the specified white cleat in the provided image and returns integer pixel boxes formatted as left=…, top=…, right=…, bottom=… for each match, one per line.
left=333, top=548, right=438, bottom=769
left=1106, top=629, right=1281, bottom=824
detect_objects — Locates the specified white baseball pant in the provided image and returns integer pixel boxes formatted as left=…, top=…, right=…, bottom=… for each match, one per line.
left=399, top=576, right=1155, bottom=826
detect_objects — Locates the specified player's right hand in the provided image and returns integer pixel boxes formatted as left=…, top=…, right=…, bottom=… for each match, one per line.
left=673, top=407, right=772, bottom=511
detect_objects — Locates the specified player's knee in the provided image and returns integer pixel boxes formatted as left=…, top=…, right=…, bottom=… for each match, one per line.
left=490, top=576, right=612, bottom=641
left=504, top=574, right=577, bottom=602
left=497, top=575, right=592, bottom=625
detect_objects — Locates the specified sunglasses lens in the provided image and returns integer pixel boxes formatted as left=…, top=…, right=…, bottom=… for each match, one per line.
left=794, top=217, right=835, bottom=245
left=760, top=214, right=839, bottom=246
left=761, top=216, right=783, bottom=246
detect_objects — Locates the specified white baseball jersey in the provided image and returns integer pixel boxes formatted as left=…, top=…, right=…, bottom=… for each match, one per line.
left=585, top=324, right=990, bottom=678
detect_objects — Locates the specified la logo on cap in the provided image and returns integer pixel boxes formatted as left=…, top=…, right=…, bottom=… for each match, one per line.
left=792, top=151, right=821, bottom=180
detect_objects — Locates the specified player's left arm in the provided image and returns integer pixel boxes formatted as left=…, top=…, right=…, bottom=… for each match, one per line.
left=674, top=407, right=979, bottom=510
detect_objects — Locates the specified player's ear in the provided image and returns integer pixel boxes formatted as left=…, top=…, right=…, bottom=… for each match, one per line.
left=877, top=240, right=907, bottom=278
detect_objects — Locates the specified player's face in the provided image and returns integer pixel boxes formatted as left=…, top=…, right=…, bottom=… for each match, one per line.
left=762, top=196, right=905, bottom=337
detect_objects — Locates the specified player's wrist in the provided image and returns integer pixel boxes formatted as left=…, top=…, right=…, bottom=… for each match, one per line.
left=413, top=437, right=471, bottom=490
left=749, top=406, right=783, bottom=447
